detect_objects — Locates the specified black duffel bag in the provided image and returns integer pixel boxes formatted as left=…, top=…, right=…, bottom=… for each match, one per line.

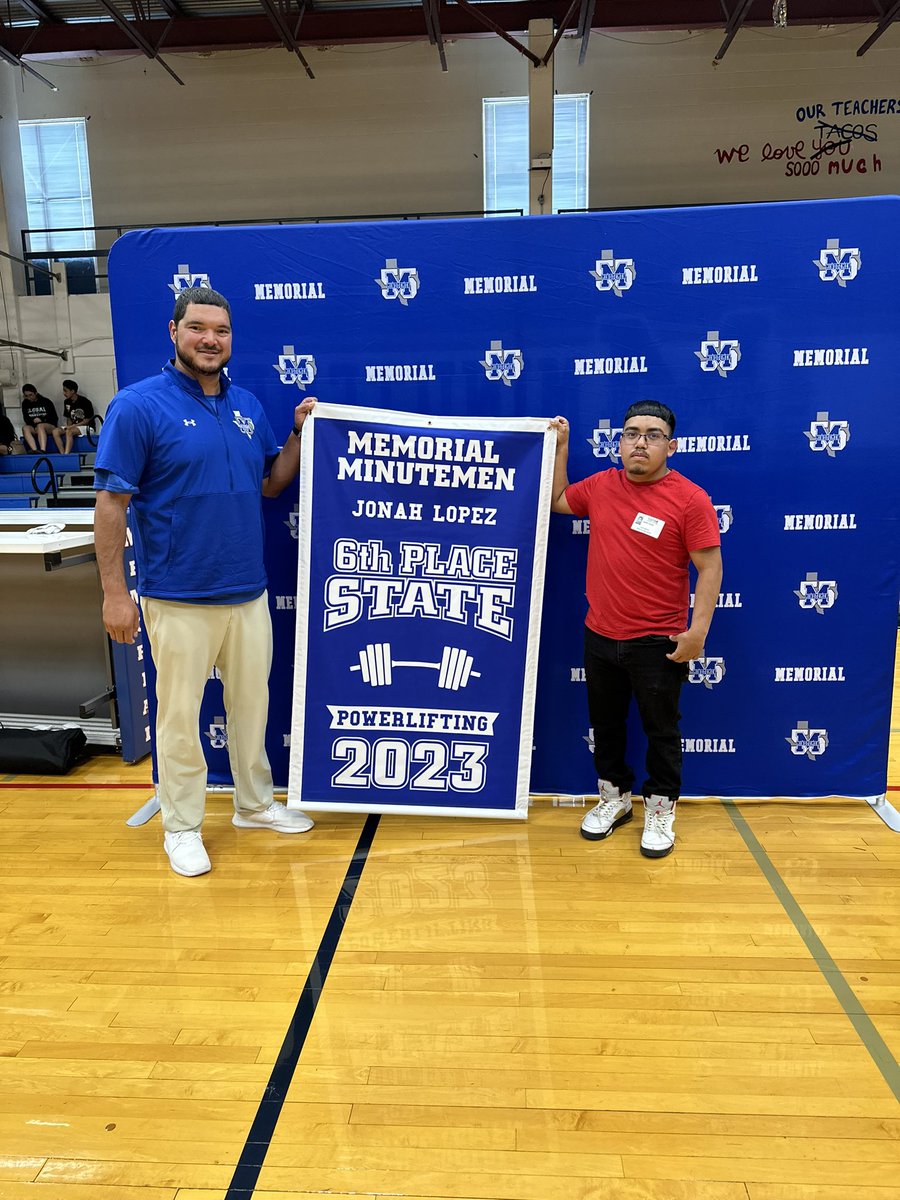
left=0, top=726, right=88, bottom=774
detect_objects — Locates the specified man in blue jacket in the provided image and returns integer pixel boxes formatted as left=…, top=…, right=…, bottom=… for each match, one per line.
left=94, top=287, right=315, bottom=877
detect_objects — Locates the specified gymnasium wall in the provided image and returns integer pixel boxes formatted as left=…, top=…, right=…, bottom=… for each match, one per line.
left=2, top=23, right=900, bottom=421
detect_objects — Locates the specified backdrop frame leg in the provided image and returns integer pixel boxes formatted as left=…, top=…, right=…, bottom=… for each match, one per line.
left=864, top=794, right=900, bottom=832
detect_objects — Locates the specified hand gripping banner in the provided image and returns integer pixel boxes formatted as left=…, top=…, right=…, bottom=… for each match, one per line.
left=287, top=404, right=555, bottom=817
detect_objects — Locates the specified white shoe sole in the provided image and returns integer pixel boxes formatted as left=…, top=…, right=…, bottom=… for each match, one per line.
left=580, top=808, right=633, bottom=842
left=232, top=812, right=314, bottom=834
left=166, top=855, right=211, bottom=877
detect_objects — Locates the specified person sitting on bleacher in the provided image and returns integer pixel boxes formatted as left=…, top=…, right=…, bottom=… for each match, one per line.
left=54, top=380, right=96, bottom=455
left=20, top=384, right=58, bottom=453
left=0, top=410, right=17, bottom=455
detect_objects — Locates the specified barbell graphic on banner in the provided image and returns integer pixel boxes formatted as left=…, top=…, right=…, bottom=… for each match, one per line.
left=350, top=643, right=482, bottom=690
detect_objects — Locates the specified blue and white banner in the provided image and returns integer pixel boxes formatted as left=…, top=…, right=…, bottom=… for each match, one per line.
left=287, top=404, right=555, bottom=817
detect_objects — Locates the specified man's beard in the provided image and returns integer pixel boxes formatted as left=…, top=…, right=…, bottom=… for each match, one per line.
left=175, top=339, right=231, bottom=377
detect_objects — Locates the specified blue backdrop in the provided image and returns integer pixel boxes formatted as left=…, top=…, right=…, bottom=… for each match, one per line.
left=107, top=197, right=900, bottom=802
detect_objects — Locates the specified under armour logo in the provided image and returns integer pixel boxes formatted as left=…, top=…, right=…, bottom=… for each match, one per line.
left=183, top=418, right=197, bottom=427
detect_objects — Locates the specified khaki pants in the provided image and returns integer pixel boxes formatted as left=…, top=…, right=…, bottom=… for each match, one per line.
left=142, top=593, right=275, bottom=832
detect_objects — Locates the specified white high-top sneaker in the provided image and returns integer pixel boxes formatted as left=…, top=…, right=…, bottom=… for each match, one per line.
left=641, top=795, right=677, bottom=858
left=580, top=780, right=633, bottom=841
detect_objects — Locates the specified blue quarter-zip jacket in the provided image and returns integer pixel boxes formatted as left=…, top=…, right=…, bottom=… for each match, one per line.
left=95, top=362, right=279, bottom=601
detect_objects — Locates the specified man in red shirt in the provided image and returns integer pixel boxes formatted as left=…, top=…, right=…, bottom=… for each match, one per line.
left=550, top=402, right=722, bottom=857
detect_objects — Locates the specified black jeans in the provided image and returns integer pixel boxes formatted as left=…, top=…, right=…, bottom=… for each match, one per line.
left=584, top=627, right=688, bottom=801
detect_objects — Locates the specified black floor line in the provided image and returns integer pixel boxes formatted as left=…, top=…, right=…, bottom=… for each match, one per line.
left=224, top=812, right=381, bottom=1199
left=722, top=798, right=900, bottom=1102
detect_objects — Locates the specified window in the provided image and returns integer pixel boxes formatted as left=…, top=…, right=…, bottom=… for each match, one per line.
left=483, top=93, right=589, bottom=215
left=19, top=118, right=94, bottom=253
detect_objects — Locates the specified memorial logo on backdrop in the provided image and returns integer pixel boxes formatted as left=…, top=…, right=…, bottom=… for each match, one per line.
left=696, top=331, right=741, bottom=377
left=588, top=419, right=622, bottom=462
left=205, top=716, right=228, bottom=750
left=688, top=657, right=727, bottom=688
left=481, top=341, right=523, bottom=385
left=794, top=572, right=838, bottom=613
left=805, top=412, right=850, bottom=455
left=377, top=258, right=419, bottom=304
left=274, top=346, right=317, bottom=391
left=284, top=504, right=300, bottom=540
left=814, top=238, right=860, bottom=285
left=714, top=504, right=734, bottom=534
left=787, top=721, right=829, bottom=760
left=168, top=264, right=210, bottom=294
left=590, top=249, right=636, bottom=296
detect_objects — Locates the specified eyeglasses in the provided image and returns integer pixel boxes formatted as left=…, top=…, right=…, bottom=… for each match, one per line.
left=621, top=428, right=671, bottom=444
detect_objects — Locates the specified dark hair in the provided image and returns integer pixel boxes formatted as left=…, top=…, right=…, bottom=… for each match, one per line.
left=623, top=400, right=676, bottom=436
left=172, top=287, right=232, bottom=327
left=22, top=383, right=37, bottom=397
left=62, top=379, right=78, bottom=391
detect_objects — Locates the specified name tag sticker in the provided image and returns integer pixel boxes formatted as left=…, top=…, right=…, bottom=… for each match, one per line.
left=631, top=512, right=665, bottom=539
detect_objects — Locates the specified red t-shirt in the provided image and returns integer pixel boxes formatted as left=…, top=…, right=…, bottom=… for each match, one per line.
left=565, top=468, right=720, bottom=640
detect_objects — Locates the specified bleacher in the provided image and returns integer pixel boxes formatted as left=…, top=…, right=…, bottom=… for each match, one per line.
left=0, top=437, right=97, bottom=508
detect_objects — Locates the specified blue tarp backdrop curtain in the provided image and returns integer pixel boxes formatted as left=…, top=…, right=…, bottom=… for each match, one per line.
left=107, top=197, right=900, bottom=805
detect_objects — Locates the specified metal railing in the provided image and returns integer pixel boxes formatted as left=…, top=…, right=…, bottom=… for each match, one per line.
left=21, top=208, right=525, bottom=296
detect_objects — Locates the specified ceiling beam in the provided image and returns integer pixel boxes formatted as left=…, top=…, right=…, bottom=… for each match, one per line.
left=713, top=0, right=754, bottom=62
left=857, top=0, right=900, bottom=53
left=257, top=0, right=315, bottom=77
left=451, top=0, right=543, bottom=65
left=0, top=31, right=57, bottom=88
left=6, top=3, right=889, bottom=58
left=576, top=0, right=596, bottom=64
left=94, top=0, right=184, bottom=83
left=539, top=0, right=581, bottom=65
left=422, top=0, right=448, bottom=71
left=15, top=0, right=60, bottom=22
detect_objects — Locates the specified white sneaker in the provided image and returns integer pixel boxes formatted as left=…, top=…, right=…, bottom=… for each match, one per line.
left=641, top=795, right=676, bottom=858
left=232, top=801, right=314, bottom=834
left=164, top=830, right=211, bottom=877
left=580, top=781, right=633, bottom=841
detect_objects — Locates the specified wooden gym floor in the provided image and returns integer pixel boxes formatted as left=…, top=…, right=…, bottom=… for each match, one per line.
left=1, top=646, right=898, bottom=1200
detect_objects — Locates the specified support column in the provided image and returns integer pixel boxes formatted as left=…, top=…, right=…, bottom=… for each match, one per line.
left=528, top=18, right=554, bottom=215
